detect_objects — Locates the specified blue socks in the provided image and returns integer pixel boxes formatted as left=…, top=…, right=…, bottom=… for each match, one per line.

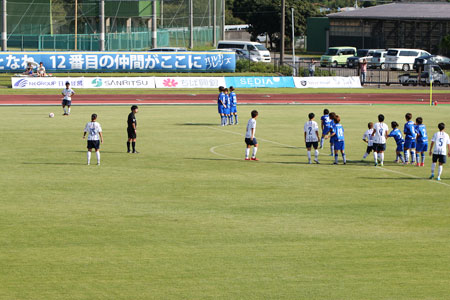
left=342, top=153, right=346, bottom=164
left=334, top=154, right=338, bottom=164
left=235, top=115, right=238, bottom=123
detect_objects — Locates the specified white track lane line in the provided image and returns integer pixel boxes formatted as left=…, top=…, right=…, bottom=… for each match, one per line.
left=205, top=125, right=450, bottom=188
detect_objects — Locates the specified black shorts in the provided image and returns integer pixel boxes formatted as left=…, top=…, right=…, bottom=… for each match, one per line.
left=245, top=138, right=258, bottom=146
left=432, top=154, right=447, bottom=164
left=373, top=143, right=386, bottom=152
left=87, top=140, right=100, bottom=150
left=62, top=99, right=71, bottom=106
left=306, top=141, right=319, bottom=149
left=366, top=145, right=374, bottom=154
left=127, top=128, right=136, bottom=139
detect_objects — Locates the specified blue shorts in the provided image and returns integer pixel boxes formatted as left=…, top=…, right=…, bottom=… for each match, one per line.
left=334, top=140, right=345, bottom=151
left=223, top=108, right=231, bottom=115
left=230, top=106, right=237, bottom=113
left=416, top=142, right=428, bottom=152
left=322, top=127, right=331, bottom=135
left=404, top=138, right=416, bottom=149
left=396, top=143, right=404, bottom=152
left=218, top=106, right=224, bottom=114
left=62, top=99, right=71, bottom=106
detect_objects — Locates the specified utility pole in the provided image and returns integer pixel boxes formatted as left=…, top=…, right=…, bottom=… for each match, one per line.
left=152, top=0, right=157, bottom=48
left=213, top=0, right=216, bottom=46
left=75, top=0, right=78, bottom=50
left=1, top=0, right=6, bottom=51
left=291, top=7, right=295, bottom=75
left=189, top=0, right=193, bottom=49
left=100, top=0, right=105, bottom=51
left=280, top=0, right=285, bottom=65
left=160, top=0, right=163, bottom=27
left=221, top=0, right=225, bottom=40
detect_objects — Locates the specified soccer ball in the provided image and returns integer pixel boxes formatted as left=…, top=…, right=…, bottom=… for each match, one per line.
left=49, top=112, right=55, bottom=118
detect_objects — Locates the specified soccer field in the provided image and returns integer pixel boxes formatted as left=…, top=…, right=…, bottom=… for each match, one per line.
left=1, top=104, right=450, bottom=299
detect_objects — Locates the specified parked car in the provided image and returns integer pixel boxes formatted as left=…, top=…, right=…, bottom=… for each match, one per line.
left=370, top=50, right=387, bottom=69
left=398, top=65, right=449, bottom=87
left=213, top=48, right=260, bottom=62
left=414, top=55, right=450, bottom=71
left=385, top=48, right=430, bottom=71
left=346, top=49, right=383, bottom=68
left=217, top=41, right=271, bottom=62
left=320, top=46, right=356, bottom=67
left=419, top=65, right=450, bottom=86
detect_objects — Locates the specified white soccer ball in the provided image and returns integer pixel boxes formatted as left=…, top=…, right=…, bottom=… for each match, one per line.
left=49, top=112, right=55, bottom=118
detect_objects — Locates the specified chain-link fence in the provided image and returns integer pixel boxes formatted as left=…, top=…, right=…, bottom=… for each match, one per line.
left=5, top=0, right=224, bottom=51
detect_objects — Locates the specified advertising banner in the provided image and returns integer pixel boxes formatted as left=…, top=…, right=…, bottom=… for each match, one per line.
left=225, top=76, right=295, bottom=88
left=294, top=76, right=362, bottom=88
left=154, top=77, right=226, bottom=89
left=1, top=51, right=235, bottom=72
left=12, top=77, right=156, bottom=89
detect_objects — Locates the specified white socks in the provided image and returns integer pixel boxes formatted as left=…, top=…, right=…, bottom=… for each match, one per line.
left=68, top=107, right=71, bottom=114
left=363, top=152, right=368, bottom=159
left=87, top=151, right=100, bottom=165
left=431, top=163, right=436, bottom=174
left=245, top=148, right=250, bottom=159
left=252, top=147, right=258, bottom=158
left=63, top=107, right=67, bottom=114
left=380, top=153, right=384, bottom=163
left=438, top=165, right=443, bottom=177
left=373, top=152, right=378, bottom=163
left=307, top=151, right=311, bottom=162
left=314, top=150, right=319, bottom=160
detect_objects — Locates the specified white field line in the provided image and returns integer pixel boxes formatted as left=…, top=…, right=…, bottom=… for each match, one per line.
left=206, top=125, right=450, bottom=188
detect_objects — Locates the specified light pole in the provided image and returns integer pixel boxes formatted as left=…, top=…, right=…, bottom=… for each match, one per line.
left=280, top=0, right=285, bottom=65
left=291, top=7, right=295, bottom=75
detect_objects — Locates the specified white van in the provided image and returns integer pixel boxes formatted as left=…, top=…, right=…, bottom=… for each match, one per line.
left=217, top=40, right=271, bottom=62
left=385, top=48, right=430, bottom=71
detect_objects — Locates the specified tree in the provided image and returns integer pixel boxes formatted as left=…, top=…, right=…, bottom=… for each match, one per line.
left=440, top=35, right=450, bottom=56
left=232, top=0, right=321, bottom=49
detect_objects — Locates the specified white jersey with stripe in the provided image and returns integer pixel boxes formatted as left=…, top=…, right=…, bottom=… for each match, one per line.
left=304, top=120, right=319, bottom=142
left=431, top=131, right=450, bottom=155
left=84, top=122, right=102, bottom=141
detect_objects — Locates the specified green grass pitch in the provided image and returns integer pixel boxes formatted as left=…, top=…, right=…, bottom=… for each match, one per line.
left=1, top=104, right=450, bottom=299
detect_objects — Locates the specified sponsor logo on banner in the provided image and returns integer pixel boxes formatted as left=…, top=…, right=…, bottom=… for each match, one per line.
left=155, top=77, right=226, bottom=88
left=12, top=77, right=156, bottom=89
left=294, top=76, right=362, bottom=88
left=225, top=77, right=295, bottom=88
left=83, top=77, right=155, bottom=89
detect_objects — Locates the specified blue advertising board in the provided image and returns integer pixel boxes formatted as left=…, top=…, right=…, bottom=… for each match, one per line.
left=0, top=51, right=235, bottom=72
left=225, top=76, right=295, bottom=88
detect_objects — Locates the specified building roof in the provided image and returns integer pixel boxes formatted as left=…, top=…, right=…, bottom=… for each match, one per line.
left=327, top=2, right=450, bottom=20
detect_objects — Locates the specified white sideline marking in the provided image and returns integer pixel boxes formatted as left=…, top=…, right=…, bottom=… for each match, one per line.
left=205, top=125, right=450, bottom=188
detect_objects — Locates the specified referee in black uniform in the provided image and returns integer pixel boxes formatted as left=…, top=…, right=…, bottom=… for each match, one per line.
left=127, top=105, right=139, bottom=153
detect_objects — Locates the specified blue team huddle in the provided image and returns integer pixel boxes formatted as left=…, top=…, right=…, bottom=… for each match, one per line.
left=217, top=86, right=238, bottom=126
left=315, top=109, right=450, bottom=180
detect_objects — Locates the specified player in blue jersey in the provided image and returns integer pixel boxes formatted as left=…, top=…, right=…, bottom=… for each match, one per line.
left=229, top=86, right=238, bottom=125
left=328, top=115, right=346, bottom=165
left=387, top=121, right=405, bottom=163
left=403, top=113, right=417, bottom=164
left=327, top=112, right=337, bottom=156
left=223, top=88, right=231, bottom=125
left=217, top=86, right=227, bottom=126
left=415, top=117, right=428, bottom=167
left=320, top=109, right=332, bottom=150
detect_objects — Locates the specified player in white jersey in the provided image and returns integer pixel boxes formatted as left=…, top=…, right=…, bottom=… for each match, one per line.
left=362, top=122, right=374, bottom=160
left=83, top=114, right=103, bottom=165
left=304, top=112, right=320, bottom=164
left=429, top=123, right=450, bottom=181
left=245, top=110, right=259, bottom=161
left=371, top=114, right=389, bottom=166
left=61, top=82, right=75, bottom=116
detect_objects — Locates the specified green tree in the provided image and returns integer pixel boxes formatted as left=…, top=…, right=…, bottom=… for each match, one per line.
left=440, top=35, right=450, bottom=56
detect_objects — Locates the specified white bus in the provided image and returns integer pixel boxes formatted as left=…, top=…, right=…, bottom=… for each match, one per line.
left=217, top=40, right=271, bottom=62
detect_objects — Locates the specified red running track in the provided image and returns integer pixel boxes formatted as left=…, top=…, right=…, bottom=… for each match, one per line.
left=0, top=93, right=449, bottom=105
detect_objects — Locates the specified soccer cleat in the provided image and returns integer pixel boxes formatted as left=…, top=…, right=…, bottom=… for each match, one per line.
left=132, top=151, right=140, bottom=154
left=245, top=158, right=250, bottom=160
left=343, top=162, right=347, bottom=165
left=437, top=177, right=441, bottom=181
left=429, top=174, right=434, bottom=179
left=97, top=163, right=100, bottom=166
left=127, top=150, right=131, bottom=153
left=250, top=157, right=259, bottom=161
left=314, top=159, right=320, bottom=164
left=333, top=162, right=338, bottom=165
left=380, top=162, right=384, bottom=167
left=416, top=163, right=420, bottom=167
left=308, top=161, right=312, bottom=164
left=87, top=163, right=90, bottom=165
left=421, top=163, right=425, bottom=167
left=374, top=162, right=378, bottom=166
